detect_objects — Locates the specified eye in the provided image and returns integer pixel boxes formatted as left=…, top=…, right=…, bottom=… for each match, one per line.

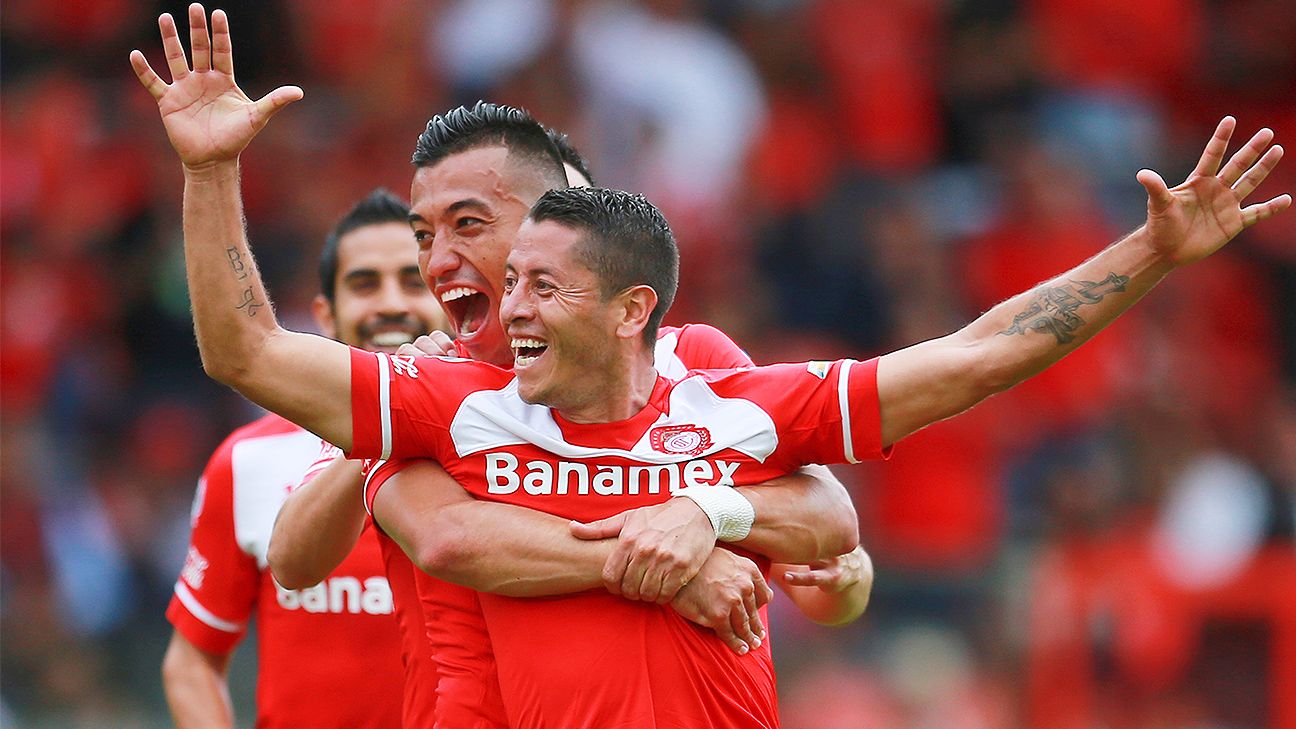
left=456, top=217, right=485, bottom=231
left=535, top=280, right=556, bottom=295
left=502, top=274, right=517, bottom=292
left=413, top=229, right=433, bottom=249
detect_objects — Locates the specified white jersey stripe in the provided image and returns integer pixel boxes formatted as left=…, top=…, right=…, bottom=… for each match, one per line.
left=174, top=581, right=242, bottom=633
left=838, top=360, right=858, bottom=464
left=376, top=353, right=392, bottom=460
left=363, top=459, right=388, bottom=516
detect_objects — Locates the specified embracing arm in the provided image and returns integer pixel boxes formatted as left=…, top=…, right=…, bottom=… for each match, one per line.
left=132, top=6, right=354, bottom=448
left=268, top=456, right=366, bottom=589
left=736, top=465, right=858, bottom=562
left=877, top=118, right=1288, bottom=447
left=372, top=460, right=615, bottom=597
left=161, top=631, right=234, bottom=729
left=772, top=545, right=874, bottom=627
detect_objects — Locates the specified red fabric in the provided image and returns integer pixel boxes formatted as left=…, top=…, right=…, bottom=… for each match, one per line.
left=166, top=415, right=403, bottom=729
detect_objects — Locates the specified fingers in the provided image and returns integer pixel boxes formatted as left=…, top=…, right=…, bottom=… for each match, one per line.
left=780, top=568, right=831, bottom=587
left=250, top=86, right=305, bottom=127
left=620, top=553, right=650, bottom=601
left=713, top=615, right=749, bottom=655
left=395, top=342, right=423, bottom=358
left=1137, top=169, right=1174, bottom=214
left=211, top=8, right=234, bottom=75
left=158, top=13, right=190, bottom=82
left=189, top=4, right=211, bottom=73
left=1218, top=127, right=1275, bottom=187
left=729, top=601, right=759, bottom=653
left=1191, top=116, right=1236, bottom=178
left=569, top=513, right=626, bottom=540
left=601, top=543, right=632, bottom=596
left=743, top=589, right=765, bottom=640
left=129, top=50, right=167, bottom=100
left=1241, top=193, right=1293, bottom=228
left=428, top=330, right=455, bottom=354
left=658, top=568, right=690, bottom=604
left=1233, top=144, right=1284, bottom=200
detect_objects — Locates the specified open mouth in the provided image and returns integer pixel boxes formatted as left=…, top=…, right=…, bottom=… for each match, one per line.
left=440, top=286, right=490, bottom=339
left=511, top=337, right=548, bottom=367
left=369, top=331, right=416, bottom=349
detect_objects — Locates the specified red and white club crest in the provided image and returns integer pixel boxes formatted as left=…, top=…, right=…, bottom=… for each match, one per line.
left=649, top=425, right=713, bottom=457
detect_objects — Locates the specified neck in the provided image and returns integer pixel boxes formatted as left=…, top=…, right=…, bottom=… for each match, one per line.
left=557, top=352, right=657, bottom=424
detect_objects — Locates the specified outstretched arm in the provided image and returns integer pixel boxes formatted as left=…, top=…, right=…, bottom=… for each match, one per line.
left=132, top=5, right=355, bottom=448
left=877, top=117, right=1289, bottom=446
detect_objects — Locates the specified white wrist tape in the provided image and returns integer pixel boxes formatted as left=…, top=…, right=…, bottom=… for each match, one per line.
left=676, top=486, right=755, bottom=542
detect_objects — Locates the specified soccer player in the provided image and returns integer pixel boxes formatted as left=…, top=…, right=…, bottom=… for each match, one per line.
left=138, top=5, right=1289, bottom=726
left=160, top=189, right=448, bottom=729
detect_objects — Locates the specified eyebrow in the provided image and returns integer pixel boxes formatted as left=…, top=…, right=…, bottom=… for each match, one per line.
left=408, top=198, right=492, bottom=225
left=342, top=268, right=379, bottom=282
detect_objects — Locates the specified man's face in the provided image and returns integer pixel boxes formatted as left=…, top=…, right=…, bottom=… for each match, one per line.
left=313, top=221, right=448, bottom=353
left=500, top=219, right=620, bottom=413
left=410, top=146, right=546, bottom=368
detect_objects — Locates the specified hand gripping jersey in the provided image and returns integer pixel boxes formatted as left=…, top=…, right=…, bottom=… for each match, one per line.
left=297, top=445, right=438, bottom=729
left=166, top=415, right=403, bottom=729
left=363, top=324, right=757, bottom=728
left=350, top=329, right=887, bottom=729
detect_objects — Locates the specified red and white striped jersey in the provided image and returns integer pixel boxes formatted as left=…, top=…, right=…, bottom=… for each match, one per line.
left=349, top=330, right=886, bottom=729
left=166, top=414, right=403, bottom=729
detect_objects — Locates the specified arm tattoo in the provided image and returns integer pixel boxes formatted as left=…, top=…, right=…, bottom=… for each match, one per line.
left=226, top=247, right=249, bottom=281
left=235, top=287, right=264, bottom=317
left=998, top=272, right=1129, bottom=344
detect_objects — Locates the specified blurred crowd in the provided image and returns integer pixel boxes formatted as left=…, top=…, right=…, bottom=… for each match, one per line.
left=2, top=1, right=1294, bottom=727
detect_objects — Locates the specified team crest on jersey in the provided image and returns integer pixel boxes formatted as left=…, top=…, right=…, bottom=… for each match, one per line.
left=649, top=425, right=713, bottom=456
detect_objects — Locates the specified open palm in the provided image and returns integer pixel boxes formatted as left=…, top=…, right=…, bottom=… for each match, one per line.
left=130, top=4, right=301, bottom=168
left=1138, top=117, right=1289, bottom=267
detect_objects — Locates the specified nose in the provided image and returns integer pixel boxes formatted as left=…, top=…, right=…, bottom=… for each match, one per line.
left=376, top=277, right=410, bottom=316
left=500, top=281, right=534, bottom=327
left=421, top=232, right=460, bottom=284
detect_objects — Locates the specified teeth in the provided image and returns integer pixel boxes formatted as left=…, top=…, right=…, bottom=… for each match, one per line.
left=515, top=354, right=540, bottom=367
left=441, top=287, right=476, bottom=302
left=511, top=338, right=547, bottom=349
left=371, top=332, right=414, bottom=347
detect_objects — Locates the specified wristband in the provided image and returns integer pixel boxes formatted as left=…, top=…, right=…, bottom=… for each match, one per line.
left=676, top=485, right=755, bottom=542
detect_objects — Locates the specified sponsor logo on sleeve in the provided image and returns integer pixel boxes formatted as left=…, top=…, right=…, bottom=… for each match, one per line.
left=806, top=361, right=832, bottom=379
left=181, top=546, right=209, bottom=589
left=649, top=425, right=713, bottom=457
left=391, top=355, right=420, bottom=379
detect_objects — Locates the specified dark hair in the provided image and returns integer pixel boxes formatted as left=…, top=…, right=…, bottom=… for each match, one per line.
left=319, top=189, right=411, bottom=303
left=528, top=188, right=678, bottom=344
left=545, top=127, right=595, bottom=186
left=411, top=101, right=567, bottom=189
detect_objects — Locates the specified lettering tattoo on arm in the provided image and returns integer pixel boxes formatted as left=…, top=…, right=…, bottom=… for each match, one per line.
left=997, top=272, right=1129, bottom=344
left=226, top=248, right=264, bottom=316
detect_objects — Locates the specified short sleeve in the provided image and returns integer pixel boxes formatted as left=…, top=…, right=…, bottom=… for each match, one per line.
left=291, top=439, right=343, bottom=494
left=348, top=348, right=504, bottom=462
left=165, top=439, right=259, bottom=655
left=362, top=458, right=413, bottom=517
left=673, top=324, right=755, bottom=369
left=703, top=357, right=889, bottom=468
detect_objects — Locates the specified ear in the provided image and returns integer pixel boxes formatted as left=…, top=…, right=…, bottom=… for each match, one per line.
left=614, top=285, right=658, bottom=341
left=311, top=294, right=338, bottom=339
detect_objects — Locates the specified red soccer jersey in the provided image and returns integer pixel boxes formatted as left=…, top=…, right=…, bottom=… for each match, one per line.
left=362, top=324, right=756, bottom=728
left=166, top=415, right=403, bottom=729
left=299, top=446, right=438, bottom=729
left=349, top=343, right=886, bottom=728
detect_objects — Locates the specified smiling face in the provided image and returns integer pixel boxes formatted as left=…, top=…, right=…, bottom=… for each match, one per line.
left=313, top=221, right=448, bottom=353
left=495, top=217, right=627, bottom=415
left=409, top=145, right=555, bottom=368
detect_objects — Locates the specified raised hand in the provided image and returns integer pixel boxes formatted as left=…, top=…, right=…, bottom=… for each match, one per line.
left=130, top=3, right=302, bottom=169
left=1137, top=117, right=1290, bottom=266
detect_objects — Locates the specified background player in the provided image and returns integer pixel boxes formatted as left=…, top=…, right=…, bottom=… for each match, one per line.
left=161, top=189, right=448, bottom=728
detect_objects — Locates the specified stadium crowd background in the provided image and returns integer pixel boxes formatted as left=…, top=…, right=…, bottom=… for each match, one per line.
left=2, top=0, right=1294, bottom=727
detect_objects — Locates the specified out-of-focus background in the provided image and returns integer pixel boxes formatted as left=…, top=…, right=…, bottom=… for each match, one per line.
left=3, top=0, right=1294, bottom=727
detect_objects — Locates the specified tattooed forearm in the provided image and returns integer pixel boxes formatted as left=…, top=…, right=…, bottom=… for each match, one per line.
left=235, top=286, right=264, bottom=317
left=998, top=272, right=1129, bottom=344
left=226, top=246, right=249, bottom=281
